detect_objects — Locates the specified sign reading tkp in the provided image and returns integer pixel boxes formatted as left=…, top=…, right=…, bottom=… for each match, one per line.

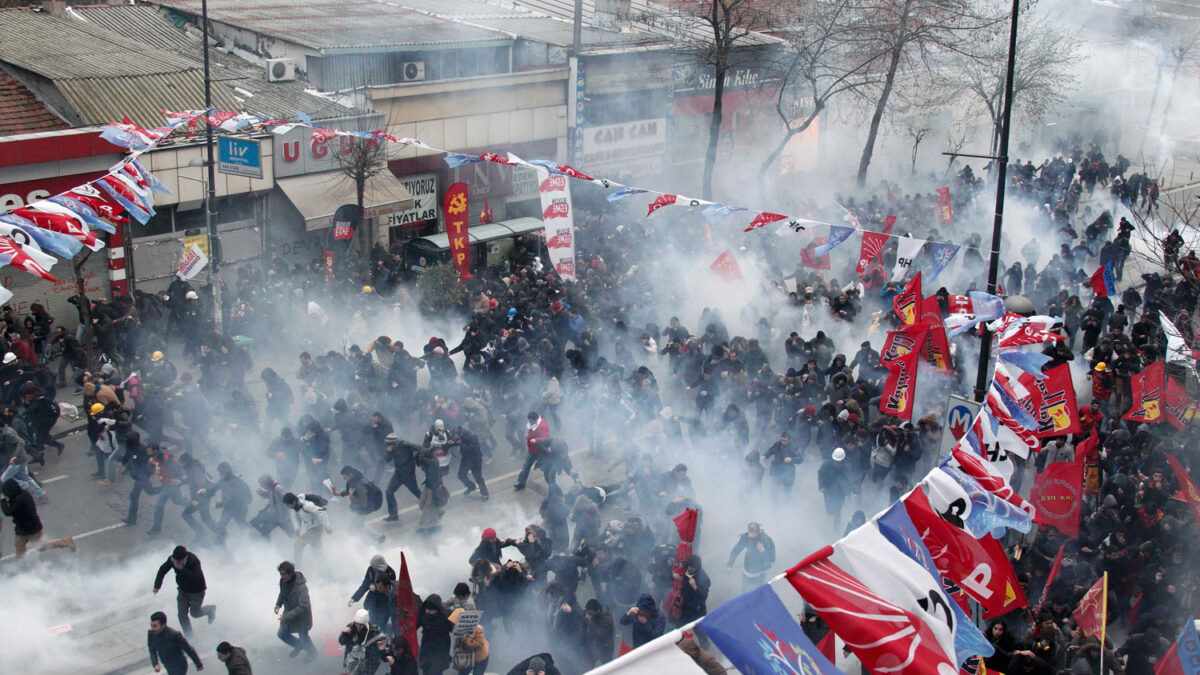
left=535, top=168, right=576, bottom=281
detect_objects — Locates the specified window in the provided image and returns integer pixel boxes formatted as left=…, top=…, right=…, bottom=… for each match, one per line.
left=585, top=90, right=667, bottom=126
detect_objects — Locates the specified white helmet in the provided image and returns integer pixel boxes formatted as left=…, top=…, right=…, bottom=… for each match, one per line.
left=831, top=447, right=846, bottom=462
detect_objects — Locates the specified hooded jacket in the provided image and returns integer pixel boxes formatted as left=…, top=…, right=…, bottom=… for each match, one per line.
left=1, top=478, right=40, bottom=536
left=276, top=571, right=313, bottom=632
left=619, top=594, right=665, bottom=647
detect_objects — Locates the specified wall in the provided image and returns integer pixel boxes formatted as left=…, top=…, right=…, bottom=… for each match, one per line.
left=142, top=138, right=275, bottom=206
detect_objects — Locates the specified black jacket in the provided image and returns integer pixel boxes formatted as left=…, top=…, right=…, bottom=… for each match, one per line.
left=221, top=646, right=252, bottom=674
left=148, top=626, right=202, bottom=673
left=154, top=552, right=207, bottom=594
left=1, top=479, right=41, bottom=536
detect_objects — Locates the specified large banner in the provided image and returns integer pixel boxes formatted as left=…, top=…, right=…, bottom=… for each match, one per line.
left=536, top=169, right=577, bottom=280
left=444, top=181, right=471, bottom=281
left=1015, top=364, right=1081, bottom=438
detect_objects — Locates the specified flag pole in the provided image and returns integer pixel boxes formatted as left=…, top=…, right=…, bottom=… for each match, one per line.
left=1100, top=571, right=1109, bottom=674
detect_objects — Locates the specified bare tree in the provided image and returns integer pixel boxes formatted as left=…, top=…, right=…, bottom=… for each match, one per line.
left=1139, top=21, right=1200, bottom=159
left=951, top=12, right=1079, bottom=155
left=850, top=0, right=1005, bottom=187
left=904, top=116, right=933, bottom=175
left=756, top=0, right=887, bottom=197
left=331, top=131, right=388, bottom=256
left=945, top=122, right=972, bottom=175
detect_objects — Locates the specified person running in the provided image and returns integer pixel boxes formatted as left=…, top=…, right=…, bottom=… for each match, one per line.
left=514, top=411, right=549, bottom=491
left=153, top=545, right=216, bottom=637
left=451, top=426, right=488, bottom=501
left=282, top=491, right=330, bottom=563
left=0, top=477, right=73, bottom=559
left=147, top=611, right=204, bottom=675
left=275, top=560, right=316, bottom=662
left=214, top=641, right=252, bottom=674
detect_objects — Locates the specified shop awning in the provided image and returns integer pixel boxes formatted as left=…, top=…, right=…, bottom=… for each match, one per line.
left=276, top=170, right=415, bottom=231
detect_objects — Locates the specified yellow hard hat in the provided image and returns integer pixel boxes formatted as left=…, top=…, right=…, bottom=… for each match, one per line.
left=89, top=403, right=105, bottom=415
left=1094, top=362, right=1107, bottom=372
left=151, top=351, right=164, bottom=362
left=362, top=285, right=374, bottom=294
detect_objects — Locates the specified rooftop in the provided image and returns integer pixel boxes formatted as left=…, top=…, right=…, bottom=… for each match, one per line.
left=0, top=5, right=359, bottom=128
left=0, top=69, right=68, bottom=136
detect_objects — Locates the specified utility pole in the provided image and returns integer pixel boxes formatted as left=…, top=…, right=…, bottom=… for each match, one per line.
left=973, top=0, right=1020, bottom=403
left=567, top=0, right=583, bottom=165
left=201, top=0, right=222, bottom=332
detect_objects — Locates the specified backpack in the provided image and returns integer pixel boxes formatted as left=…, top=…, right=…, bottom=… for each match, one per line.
left=303, top=492, right=329, bottom=508
left=227, top=475, right=252, bottom=508
left=352, top=480, right=383, bottom=514
left=344, top=632, right=386, bottom=675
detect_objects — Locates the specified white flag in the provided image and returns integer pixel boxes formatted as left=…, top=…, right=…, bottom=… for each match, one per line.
left=837, top=523, right=960, bottom=672
left=587, top=629, right=707, bottom=674
left=0, top=284, right=12, bottom=307
left=535, top=168, right=577, bottom=281
left=176, top=243, right=208, bottom=280
left=891, top=235, right=925, bottom=282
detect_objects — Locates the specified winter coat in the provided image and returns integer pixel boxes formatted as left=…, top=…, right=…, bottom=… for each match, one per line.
left=352, top=564, right=397, bottom=617
left=417, top=596, right=453, bottom=672
left=276, top=571, right=314, bottom=632
left=727, top=531, right=776, bottom=576
left=619, top=594, right=665, bottom=647
left=221, top=646, right=252, bottom=674
left=290, top=496, right=329, bottom=535
left=339, top=622, right=388, bottom=674
left=584, top=605, right=615, bottom=664
left=148, top=626, right=202, bottom=674
left=1, top=478, right=41, bottom=536
left=154, top=552, right=207, bottom=594
left=0, top=425, right=28, bottom=465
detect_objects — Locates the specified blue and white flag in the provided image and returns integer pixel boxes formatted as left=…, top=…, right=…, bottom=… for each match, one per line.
left=998, top=351, right=1051, bottom=380
left=0, top=213, right=82, bottom=258
left=700, top=203, right=746, bottom=224
left=699, top=584, right=842, bottom=675
left=605, top=186, right=649, bottom=202
left=969, top=291, right=1005, bottom=321
left=929, top=243, right=960, bottom=281
left=295, top=110, right=314, bottom=127
left=47, top=196, right=115, bottom=234
left=131, top=159, right=171, bottom=195
left=813, top=224, right=854, bottom=257
left=443, top=153, right=485, bottom=169
left=922, top=465, right=1033, bottom=538
left=876, top=503, right=995, bottom=666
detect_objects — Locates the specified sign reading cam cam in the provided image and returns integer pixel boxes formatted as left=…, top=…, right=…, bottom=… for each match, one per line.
left=581, top=119, right=667, bottom=173
left=387, top=173, right=439, bottom=228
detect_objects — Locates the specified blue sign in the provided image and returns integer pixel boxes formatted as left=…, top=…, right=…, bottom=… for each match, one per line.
left=217, top=137, right=262, bottom=179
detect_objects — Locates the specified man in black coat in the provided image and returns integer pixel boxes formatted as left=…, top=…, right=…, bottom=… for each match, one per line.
left=381, top=434, right=420, bottom=522
left=153, top=545, right=216, bottom=637
left=147, top=611, right=203, bottom=674
left=451, top=426, right=489, bottom=500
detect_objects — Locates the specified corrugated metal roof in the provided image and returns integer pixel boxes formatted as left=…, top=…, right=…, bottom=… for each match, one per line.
left=69, top=4, right=197, bottom=51
left=0, top=5, right=361, bottom=130
left=0, top=8, right=199, bottom=79
left=511, top=0, right=782, bottom=47
left=154, top=0, right=514, bottom=52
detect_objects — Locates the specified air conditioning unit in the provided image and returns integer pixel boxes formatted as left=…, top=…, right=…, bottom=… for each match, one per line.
left=265, top=58, right=296, bottom=82
left=400, top=61, right=425, bottom=82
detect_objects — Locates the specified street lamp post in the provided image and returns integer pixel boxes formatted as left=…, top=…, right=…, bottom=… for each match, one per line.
left=973, top=0, right=1021, bottom=403
left=200, top=0, right=222, bottom=332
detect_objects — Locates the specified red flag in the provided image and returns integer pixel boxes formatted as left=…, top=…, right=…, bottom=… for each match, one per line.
left=1016, top=364, right=1082, bottom=437
left=1166, top=455, right=1200, bottom=524
left=12, top=207, right=100, bottom=250
left=920, top=295, right=953, bottom=373
left=882, top=213, right=897, bottom=234
left=1072, top=574, right=1108, bottom=639
left=1041, top=542, right=1066, bottom=603
left=1030, top=438, right=1087, bottom=538
left=647, top=194, right=677, bottom=216
left=744, top=211, right=788, bottom=232
left=663, top=508, right=698, bottom=620
left=903, top=487, right=1029, bottom=618
left=1090, top=265, right=1112, bottom=298
left=396, top=552, right=419, bottom=659
left=479, top=198, right=494, bottom=225
left=1125, top=361, right=1165, bottom=423
left=936, top=186, right=953, bottom=222
left=947, top=294, right=973, bottom=314
left=857, top=231, right=889, bottom=275
left=787, top=547, right=956, bottom=675
left=893, top=271, right=922, bottom=325
left=1164, top=377, right=1197, bottom=430
left=881, top=323, right=929, bottom=369
left=817, top=632, right=836, bottom=663
left=880, top=347, right=919, bottom=420
left=800, top=237, right=830, bottom=269
left=0, top=237, right=57, bottom=282
left=950, top=445, right=1035, bottom=515
left=444, top=182, right=472, bottom=281
left=618, top=640, right=634, bottom=656
left=709, top=249, right=743, bottom=281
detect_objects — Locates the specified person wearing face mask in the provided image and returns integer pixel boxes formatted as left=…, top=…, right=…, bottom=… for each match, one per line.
left=514, top=411, right=550, bottom=491
left=619, top=594, right=665, bottom=648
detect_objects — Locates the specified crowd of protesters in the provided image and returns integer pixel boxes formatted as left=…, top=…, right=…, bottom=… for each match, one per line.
left=0, top=135, right=1197, bottom=675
